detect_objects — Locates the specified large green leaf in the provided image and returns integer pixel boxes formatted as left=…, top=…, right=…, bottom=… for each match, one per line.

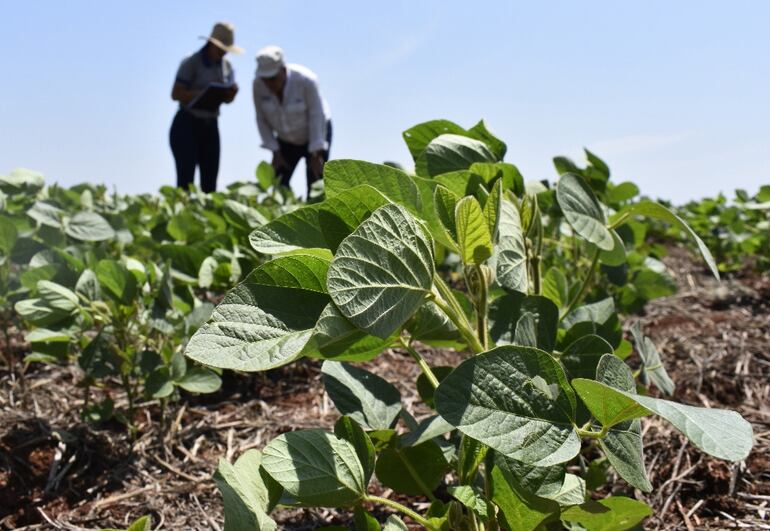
left=490, top=464, right=559, bottom=530
left=261, top=429, right=366, bottom=507
left=402, top=119, right=467, bottom=159
left=495, top=200, right=528, bottom=293
left=468, top=119, right=507, bottom=160
left=416, top=134, right=496, bottom=177
left=249, top=204, right=325, bottom=255
left=224, top=199, right=269, bottom=232
left=406, top=301, right=462, bottom=346
left=185, top=255, right=330, bottom=371
left=375, top=440, right=448, bottom=496
left=562, top=297, right=615, bottom=329
left=214, top=450, right=278, bottom=531
left=613, top=200, right=719, bottom=280
left=0, top=217, right=18, bottom=255
left=323, top=160, right=421, bottom=213
left=0, top=168, right=45, bottom=194
left=594, top=355, right=652, bottom=492
left=63, top=212, right=115, bottom=242
left=327, top=204, right=434, bottom=339
left=630, top=321, right=674, bottom=395
left=435, top=345, right=580, bottom=466
left=334, top=416, right=375, bottom=484
left=37, top=280, right=79, bottom=314
left=433, top=185, right=460, bottom=245
left=488, top=294, right=559, bottom=353
left=556, top=173, right=614, bottom=251
left=96, top=259, right=137, bottom=305
left=496, top=455, right=566, bottom=499
left=304, top=303, right=394, bottom=362
left=560, top=334, right=614, bottom=380
left=455, top=196, right=493, bottom=265
left=317, top=185, right=392, bottom=252
left=322, top=361, right=402, bottom=430
left=561, top=496, right=652, bottom=531
left=14, top=298, right=72, bottom=326
left=573, top=367, right=753, bottom=461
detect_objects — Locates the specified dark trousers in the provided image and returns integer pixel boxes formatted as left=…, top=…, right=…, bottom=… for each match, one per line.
left=169, top=110, right=220, bottom=193
left=276, top=121, right=333, bottom=191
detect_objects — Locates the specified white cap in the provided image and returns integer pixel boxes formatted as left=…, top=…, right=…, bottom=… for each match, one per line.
left=256, top=45, right=285, bottom=78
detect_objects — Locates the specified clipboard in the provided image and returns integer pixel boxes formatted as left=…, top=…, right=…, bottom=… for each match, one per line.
left=188, top=82, right=233, bottom=112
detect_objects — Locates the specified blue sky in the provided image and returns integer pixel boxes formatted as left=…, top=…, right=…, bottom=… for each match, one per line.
left=1, top=1, right=768, bottom=203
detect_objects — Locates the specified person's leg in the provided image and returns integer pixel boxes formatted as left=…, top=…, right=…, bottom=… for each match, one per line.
left=199, top=119, right=220, bottom=193
left=276, top=139, right=303, bottom=188
left=169, top=111, right=196, bottom=191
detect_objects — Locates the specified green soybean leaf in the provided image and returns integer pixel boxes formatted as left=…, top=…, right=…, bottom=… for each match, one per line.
left=353, top=506, right=380, bottom=531
left=214, top=450, right=279, bottom=531
left=606, top=182, right=639, bottom=204
left=0, top=217, right=18, bottom=255
left=495, top=200, right=528, bottom=294
left=145, top=368, right=175, bottom=399
left=403, top=119, right=468, bottom=159
left=562, top=297, right=615, bottom=329
left=334, top=416, right=376, bottom=484
left=0, top=167, right=45, bottom=194
left=37, top=280, right=79, bottom=313
left=96, top=259, right=137, bottom=305
left=318, top=185, right=392, bottom=252
left=468, top=119, right=507, bottom=160
left=401, top=415, right=454, bottom=447
left=594, top=355, right=652, bottom=492
left=64, top=211, right=115, bottom=241
left=167, top=210, right=205, bottom=243
left=561, top=496, right=652, bottom=531
left=28, top=201, right=64, bottom=228
left=224, top=199, right=269, bottom=232
left=448, top=485, right=489, bottom=519
left=322, top=361, right=402, bottom=430
left=495, top=455, right=566, bottom=499
left=177, top=366, right=222, bottom=394
left=483, top=179, right=504, bottom=241
left=261, top=429, right=366, bottom=507
left=185, top=255, right=330, bottom=371
left=549, top=473, right=586, bottom=506
left=416, top=366, right=454, bottom=408
left=323, top=160, right=421, bottom=214
left=15, top=298, right=71, bottom=326
left=256, top=161, right=276, bottom=190
left=435, top=345, right=580, bottom=466
left=573, top=371, right=753, bottom=461
left=489, top=294, right=559, bottom=353
left=613, top=199, right=719, bottom=280
left=249, top=204, right=325, bottom=255
left=382, top=515, right=408, bottom=531
left=304, top=303, right=394, bottom=362
left=455, top=196, right=493, bottom=265
left=490, top=464, right=559, bottom=530
left=416, top=134, right=496, bottom=177
left=406, top=302, right=462, bottom=347
left=556, top=173, right=614, bottom=251
left=630, top=321, right=674, bottom=395
left=375, top=440, right=448, bottom=496
left=433, top=185, right=460, bottom=244
left=327, top=204, right=434, bottom=339
left=599, top=230, right=626, bottom=266
left=560, top=334, right=614, bottom=380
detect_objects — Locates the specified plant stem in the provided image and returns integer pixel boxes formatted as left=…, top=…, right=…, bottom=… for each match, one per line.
left=401, top=339, right=440, bottom=389
left=364, top=494, right=439, bottom=530
left=433, top=273, right=471, bottom=329
left=561, top=248, right=601, bottom=319
left=473, top=266, right=489, bottom=350
left=576, top=425, right=609, bottom=439
left=430, top=292, right=484, bottom=354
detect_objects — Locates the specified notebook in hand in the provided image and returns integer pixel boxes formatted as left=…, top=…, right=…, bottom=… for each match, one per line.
left=188, top=83, right=233, bottom=112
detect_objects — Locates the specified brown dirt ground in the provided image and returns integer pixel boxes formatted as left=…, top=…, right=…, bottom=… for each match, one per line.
left=0, top=244, right=768, bottom=530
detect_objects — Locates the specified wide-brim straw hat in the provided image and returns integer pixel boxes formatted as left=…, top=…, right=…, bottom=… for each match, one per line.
left=201, top=22, right=243, bottom=55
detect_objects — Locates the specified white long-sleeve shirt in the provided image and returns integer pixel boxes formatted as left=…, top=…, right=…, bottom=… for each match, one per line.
left=252, top=64, right=331, bottom=152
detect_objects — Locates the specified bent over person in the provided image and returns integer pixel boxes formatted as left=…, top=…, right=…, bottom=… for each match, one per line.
left=252, top=46, right=332, bottom=192
left=170, top=22, right=242, bottom=193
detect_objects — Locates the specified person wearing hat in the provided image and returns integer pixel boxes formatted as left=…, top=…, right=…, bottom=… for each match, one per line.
left=252, top=46, right=332, bottom=192
left=169, top=22, right=242, bottom=193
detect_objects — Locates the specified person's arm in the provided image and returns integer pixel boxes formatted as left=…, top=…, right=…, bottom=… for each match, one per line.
left=253, top=79, right=284, bottom=168
left=171, top=83, right=200, bottom=105
left=223, top=83, right=239, bottom=104
left=305, top=74, right=327, bottom=154
left=171, top=56, right=200, bottom=105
